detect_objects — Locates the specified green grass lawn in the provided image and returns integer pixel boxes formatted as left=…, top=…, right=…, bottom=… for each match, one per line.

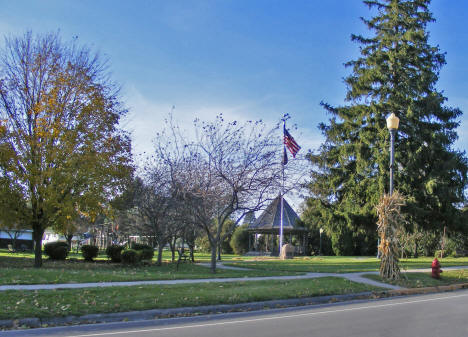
left=224, top=256, right=468, bottom=273
left=1, top=277, right=384, bottom=319
left=2, top=250, right=466, bottom=322
left=363, top=269, right=468, bottom=288
left=0, top=249, right=251, bottom=263
left=225, top=256, right=380, bottom=273
left=0, top=253, right=301, bottom=285
left=2, top=249, right=467, bottom=285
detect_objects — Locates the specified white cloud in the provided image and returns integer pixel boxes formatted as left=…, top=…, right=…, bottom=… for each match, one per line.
left=123, top=86, right=322, bottom=156
left=122, top=86, right=323, bottom=211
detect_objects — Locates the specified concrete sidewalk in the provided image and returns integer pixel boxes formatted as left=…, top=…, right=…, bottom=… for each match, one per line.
left=4, top=263, right=466, bottom=292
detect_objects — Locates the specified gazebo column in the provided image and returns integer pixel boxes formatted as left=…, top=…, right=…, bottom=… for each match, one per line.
left=248, top=233, right=252, bottom=251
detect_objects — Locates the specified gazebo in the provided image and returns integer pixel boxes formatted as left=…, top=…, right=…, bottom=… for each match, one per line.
left=247, top=195, right=308, bottom=256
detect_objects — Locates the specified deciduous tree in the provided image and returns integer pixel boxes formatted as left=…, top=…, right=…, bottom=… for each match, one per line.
left=181, top=116, right=285, bottom=272
left=0, top=32, right=132, bottom=267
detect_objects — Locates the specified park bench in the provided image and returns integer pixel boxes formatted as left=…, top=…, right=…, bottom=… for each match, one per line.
left=176, top=249, right=192, bottom=270
left=178, top=251, right=190, bottom=262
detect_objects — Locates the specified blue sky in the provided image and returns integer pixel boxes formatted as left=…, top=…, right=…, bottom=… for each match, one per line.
left=1, top=0, right=467, bottom=157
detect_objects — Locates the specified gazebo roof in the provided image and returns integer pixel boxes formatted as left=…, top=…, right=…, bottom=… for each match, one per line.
left=248, top=195, right=306, bottom=233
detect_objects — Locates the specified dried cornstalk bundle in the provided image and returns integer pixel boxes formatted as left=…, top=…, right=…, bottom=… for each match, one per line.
left=376, top=192, right=405, bottom=281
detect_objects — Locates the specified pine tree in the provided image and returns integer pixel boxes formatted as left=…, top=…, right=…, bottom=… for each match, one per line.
left=304, top=0, right=468, bottom=255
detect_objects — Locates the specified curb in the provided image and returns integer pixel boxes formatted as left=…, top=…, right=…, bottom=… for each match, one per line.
left=2, top=283, right=468, bottom=330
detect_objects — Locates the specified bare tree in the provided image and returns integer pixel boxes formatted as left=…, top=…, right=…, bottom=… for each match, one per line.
left=179, top=116, right=287, bottom=272
left=134, top=174, right=172, bottom=266
left=149, top=115, right=306, bottom=272
left=3, top=226, right=23, bottom=251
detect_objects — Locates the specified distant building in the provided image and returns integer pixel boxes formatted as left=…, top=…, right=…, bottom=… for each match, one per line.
left=247, top=195, right=308, bottom=256
left=0, top=229, right=33, bottom=250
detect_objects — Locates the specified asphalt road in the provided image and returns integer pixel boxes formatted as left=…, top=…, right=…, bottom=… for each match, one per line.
left=3, top=290, right=468, bottom=337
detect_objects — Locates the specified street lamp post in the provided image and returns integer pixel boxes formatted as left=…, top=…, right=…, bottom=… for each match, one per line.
left=319, top=228, right=323, bottom=255
left=386, top=113, right=400, bottom=196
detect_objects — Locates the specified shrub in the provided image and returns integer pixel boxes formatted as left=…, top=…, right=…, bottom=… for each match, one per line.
left=121, top=249, right=140, bottom=264
left=450, top=251, right=460, bottom=258
left=44, top=241, right=69, bottom=260
left=139, top=248, right=154, bottom=261
left=230, top=224, right=250, bottom=255
left=106, top=245, right=124, bottom=263
left=130, top=243, right=154, bottom=260
left=52, top=246, right=69, bottom=260
left=131, top=242, right=152, bottom=250
left=221, top=236, right=233, bottom=254
left=435, top=249, right=460, bottom=258
left=81, top=245, right=99, bottom=261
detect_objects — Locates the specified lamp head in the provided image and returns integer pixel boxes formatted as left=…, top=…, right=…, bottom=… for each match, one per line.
left=386, top=113, right=400, bottom=130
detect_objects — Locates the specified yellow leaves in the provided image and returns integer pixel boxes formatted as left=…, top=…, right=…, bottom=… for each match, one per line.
left=1, top=36, right=133, bottom=243
left=0, top=119, right=7, bottom=133
left=425, top=179, right=438, bottom=195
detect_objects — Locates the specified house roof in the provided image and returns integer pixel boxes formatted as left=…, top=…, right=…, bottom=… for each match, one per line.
left=248, top=195, right=306, bottom=233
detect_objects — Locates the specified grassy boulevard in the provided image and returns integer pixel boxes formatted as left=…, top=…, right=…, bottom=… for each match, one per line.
left=2, top=278, right=381, bottom=320
left=363, top=269, right=468, bottom=288
left=1, top=250, right=468, bottom=321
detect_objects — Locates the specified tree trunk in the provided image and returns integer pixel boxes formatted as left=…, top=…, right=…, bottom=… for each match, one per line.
left=180, top=235, right=185, bottom=255
left=33, top=228, right=44, bottom=268
left=157, top=244, right=164, bottom=266
left=186, top=234, right=195, bottom=262
left=217, top=243, right=222, bottom=261
left=65, top=234, right=73, bottom=251
left=170, top=236, right=177, bottom=262
left=6, top=231, right=20, bottom=250
left=168, top=240, right=174, bottom=262
left=189, top=244, right=195, bottom=262
left=12, top=235, right=18, bottom=251
left=172, top=249, right=176, bottom=262
left=210, top=244, right=217, bottom=273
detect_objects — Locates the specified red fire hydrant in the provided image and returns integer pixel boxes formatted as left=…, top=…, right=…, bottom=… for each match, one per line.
left=431, top=258, right=442, bottom=279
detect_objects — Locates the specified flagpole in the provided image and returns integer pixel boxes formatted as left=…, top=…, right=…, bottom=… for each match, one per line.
left=280, top=118, right=300, bottom=258
left=279, top=120, right=285, bottom=258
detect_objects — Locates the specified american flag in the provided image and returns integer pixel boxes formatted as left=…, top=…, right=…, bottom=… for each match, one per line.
left=283, top=125, right=301, bottom=158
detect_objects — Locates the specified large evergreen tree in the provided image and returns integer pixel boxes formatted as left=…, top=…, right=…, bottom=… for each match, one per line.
left=304, top=0, right=468, bottom=255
